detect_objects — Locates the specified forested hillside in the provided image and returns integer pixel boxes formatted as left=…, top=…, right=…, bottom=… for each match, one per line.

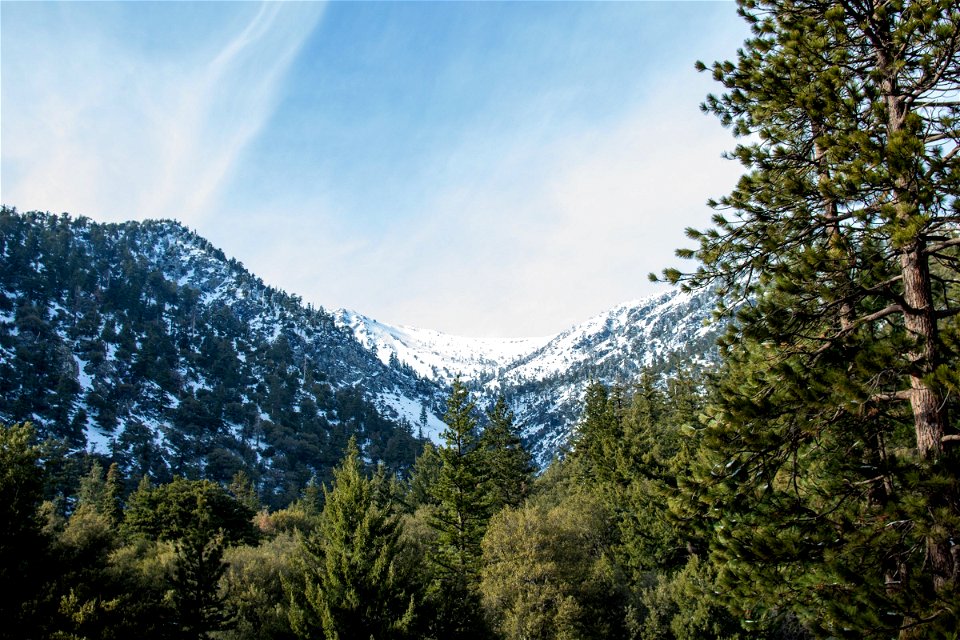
left=0, top=207, right=432, bottom=506
left=338, top=287, right=725, bottom=464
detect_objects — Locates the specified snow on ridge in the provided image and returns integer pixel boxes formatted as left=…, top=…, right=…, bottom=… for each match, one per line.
left=500, top=288, right=691, bottom=382
left=333, top=287, right=708, bottom=390
left=333, top=309, right=554, bottom=384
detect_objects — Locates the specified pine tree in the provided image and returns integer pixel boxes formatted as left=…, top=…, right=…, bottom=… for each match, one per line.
left=661, top=1, right=960, bottom=636
left=406, top=442, right=442, bottom=510
left=287, top=437, right=418, bottom=639
left=170, top=497, right=231, bottom=640
left=427, top=377, right=491, bottom=639
left=480, top=395, right=534, bottom=512
left=568, top=381, right=620, bottom=482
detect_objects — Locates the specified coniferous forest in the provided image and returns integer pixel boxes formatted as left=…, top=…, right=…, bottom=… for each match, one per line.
left=2, top=1, right=959, bottom=639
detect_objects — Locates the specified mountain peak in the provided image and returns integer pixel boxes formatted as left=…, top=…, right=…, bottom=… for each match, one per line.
left=332, top=308, right=554, bottom=385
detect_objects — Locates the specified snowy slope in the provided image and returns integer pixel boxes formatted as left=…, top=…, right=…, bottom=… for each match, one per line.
left=336, top=287, right=724, bottom=464
left=333, top=309, right=553, bottom=384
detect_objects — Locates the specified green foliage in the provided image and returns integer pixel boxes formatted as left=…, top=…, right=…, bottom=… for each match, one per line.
left=0, top=422, right=53, bottom=639
left=404, top=441, right=442, bottom=511
left=480, top=395, right=535, bottom=512
left=480, top=488, right=624, bottom=640
left=122, top=476, right=256, bottom=546
left=170, top=526, right=230, bottom=639
left=119, top=476, right=257, bottom=637
left=286, top=438, right=419, bottom=639
left=663, top=1, right=960, bottom=636
left=219, top=533, right=300, bottom=640
left=629, top=556, right=744, bottom=640
left=426, top=378, right=492, bottom=639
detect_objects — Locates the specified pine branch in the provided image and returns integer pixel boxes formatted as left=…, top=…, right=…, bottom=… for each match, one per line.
left=868, top=390, right=914, bottom=404
left=924, top=237, right=960, bottom=254
left=813, top=303, right=903, bottom=356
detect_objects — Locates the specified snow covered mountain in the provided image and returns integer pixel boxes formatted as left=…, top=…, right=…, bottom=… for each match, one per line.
left=1, top=208, right=723, bottom=488
left=0, top=209, right=442, bottom=505
left=332, top=309, right=553, bottom=385
left=336, top=287, right=723, bottom=464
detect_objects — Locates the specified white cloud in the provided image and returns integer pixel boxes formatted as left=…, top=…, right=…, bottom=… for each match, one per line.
left=1, top=3, right=325, bottom=224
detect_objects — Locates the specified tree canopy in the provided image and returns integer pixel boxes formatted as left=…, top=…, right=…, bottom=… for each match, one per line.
left=660, top=1, right=960, bottom=636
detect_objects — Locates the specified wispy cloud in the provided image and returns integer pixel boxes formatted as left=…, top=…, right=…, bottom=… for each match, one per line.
left=1, top=1, right=749, bottom=337
left=1, top=2, right=325, bottom=222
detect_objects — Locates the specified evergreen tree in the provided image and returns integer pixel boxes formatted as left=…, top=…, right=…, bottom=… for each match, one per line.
left=169, top=498, right=231, bottom=640
left=287, top=438, right=418, bottom=639
left=569, top=381, right=620, bottom=483
left=480, top=395, right=534, bottom=512
left=405, top=442, right=442, bottom=510
left=660, top=1, right=960, bottom=636
left=77, top=460, right=123, bottom=524
left=427, top=377, right=491, bottom=639
left=0, top=423, right=51, bottom=639
left=229, top=469, right=261, bottom=515
left=123, top=476, right=256, bottom=546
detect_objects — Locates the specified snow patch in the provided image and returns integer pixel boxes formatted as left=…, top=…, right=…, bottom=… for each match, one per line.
left=375, top=391, right=445, bottom=443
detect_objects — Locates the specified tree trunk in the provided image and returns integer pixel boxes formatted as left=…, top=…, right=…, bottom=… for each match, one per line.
left=899, top=242, right=945, bottom=462
left=880, top=46, right=957, bottom=640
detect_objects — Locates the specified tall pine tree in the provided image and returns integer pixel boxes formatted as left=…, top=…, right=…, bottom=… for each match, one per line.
left=480, top=395, right=534, bottom=512
left=661, top=1, right=960, bottom=636
left=427, top=377, right=491, bottom=639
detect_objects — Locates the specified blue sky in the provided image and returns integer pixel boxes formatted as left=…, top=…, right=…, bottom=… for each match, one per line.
left=2, top=1, right=749, bottom=337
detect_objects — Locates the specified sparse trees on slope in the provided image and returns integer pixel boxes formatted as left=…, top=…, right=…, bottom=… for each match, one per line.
left=663, top=1, right=960, bottom=636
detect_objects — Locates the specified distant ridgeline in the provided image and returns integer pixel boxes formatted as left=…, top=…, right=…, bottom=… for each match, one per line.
left=0, top=207, right=436, bottom=507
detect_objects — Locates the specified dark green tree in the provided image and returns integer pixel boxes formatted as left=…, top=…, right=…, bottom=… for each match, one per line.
left=76, top=460, right=123, bottom=524
left=427, top=377, right=491, bottom=639
left=0, top=423, right=51, bottom=639
left=123, top=476, right=256, bottom=638
left=568, top=381, right=621, bottom=483
left=660, top=1, right=960, bottom=636
left=123, top=476, right=256, bottom=546
left=287, top=438, right=418, bottom=639
left=169, top=505, right=231, bottom=640
left=405, top=442, right=442, bottom=511
left=480, top=395, right=534, bottom=512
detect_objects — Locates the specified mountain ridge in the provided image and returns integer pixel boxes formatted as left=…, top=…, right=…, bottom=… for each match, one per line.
left=335, top=286, right=723, bottom=463
left=1, top=207, right=723, bottom=487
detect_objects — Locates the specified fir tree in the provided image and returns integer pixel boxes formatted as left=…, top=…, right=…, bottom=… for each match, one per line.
left=169, top=498, right=231, bottom=640
left=480, top=395, right=534, bottom=512
left=427, top=377, right=491, bottom=639
left=287, top=437, right=418, bottom=640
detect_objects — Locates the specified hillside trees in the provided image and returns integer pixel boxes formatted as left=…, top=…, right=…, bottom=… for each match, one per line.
left=0, top=207, right=427, bottom=508
left=662, top=1, right=960, bottom=636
